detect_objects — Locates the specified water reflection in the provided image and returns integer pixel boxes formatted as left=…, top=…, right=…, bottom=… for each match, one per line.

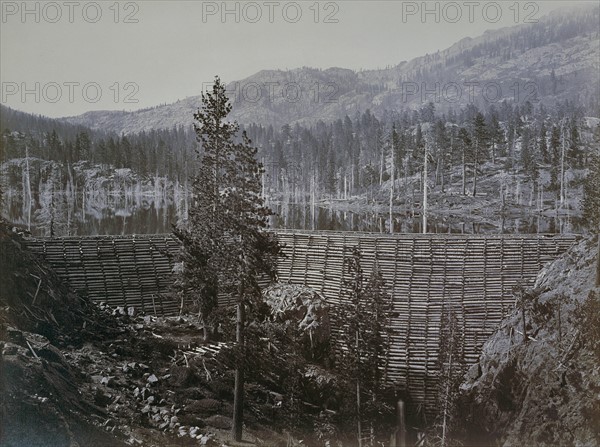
left=4, top=192, right=181, bottom=236
left=271, top=203, right=580, bottom=234
left=3, top=191, right=582, bottom=237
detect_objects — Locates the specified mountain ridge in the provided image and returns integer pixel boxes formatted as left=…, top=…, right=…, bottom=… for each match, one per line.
left=35, top=4, right=600, bottom=133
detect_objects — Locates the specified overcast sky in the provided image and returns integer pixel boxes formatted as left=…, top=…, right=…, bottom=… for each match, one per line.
left=0, top=0, right=590, bottom=117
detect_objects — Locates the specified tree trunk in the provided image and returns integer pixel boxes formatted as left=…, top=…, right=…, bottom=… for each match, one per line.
left=390, top=140, right=394, bottom=234
left=344, top=174, right=348, bottom=200
left=261, top=156, right=266, bottom=199
left=462, top=150, right=466, bottom=196
left=232, top=300, right=245, bottom=441
left=310, top=172, right=316, bottom=231
left=560, top=124, right=566, bottom=208
left=472, top=146, right=478, bottom=197
left=379, top=143, right=384, bottom=186
left=441, top=165, right=445, bottom=193
left=24, top=145, right=32, bottom=231
left=391, top=400, right=407, bottom=447
left=441, top=352, right=453, bottom=447
left=423, top=148, right=428, bottom=234
left=356, top=330, right=362, bottom=447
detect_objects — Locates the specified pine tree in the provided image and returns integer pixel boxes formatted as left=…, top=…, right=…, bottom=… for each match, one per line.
left=391, top=125, right=404, bottom=180
left=75, top=131, right=91, bottom=161
left=48, top=129, right=62, bottom=162
left=433, top=119, right=450, bottom=191
left=487, top=110, right=504, bottom=162
left=413, top=124, right=425, bottom=176
left=582, top=150, right=600, bottom=231
left=433, top=307, right=465, bottom=447
left=336, top=248, right=393, bottom=446
left=568, top=119, right=581, bottom=168
left=457, top=127, right=472, bottom=196
left=549, top=126, right=561, bottom=192
left=173, top=76, right=281, bottom=441
left=520, top=128, right=535, bottom=174
left=470, top=112, right=489, bottom=197
left=326, top=149, right=337, bottom=197
left=539, top=123, right=549, bottom=164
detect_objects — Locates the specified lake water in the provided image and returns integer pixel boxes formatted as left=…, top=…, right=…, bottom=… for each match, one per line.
left=3, top=193, right=581, bottom=236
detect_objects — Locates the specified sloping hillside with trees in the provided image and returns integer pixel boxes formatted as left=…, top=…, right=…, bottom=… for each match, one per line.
left=3, top=99, right=599, bottom=235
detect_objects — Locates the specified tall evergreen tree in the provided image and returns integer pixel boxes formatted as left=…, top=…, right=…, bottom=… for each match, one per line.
left=568, top=118, right=581, bottom=168
left=487, top=110, right=504, bottom=162
left=550, top=126, right=561, bottom=192
left=335, top=248, right=393, bottom=447
left=432, top=307, right=465, bottom=447
left=457, top=127, right=472, bottom=196
left=520, top=128, right=535, bottom=174
left=430, top=120, right=444, bottom=188
left=539, top=122, right=549, bottom=164
left=173, top=76, right=280, bottom=441
left=582, top=125, right=600, bottom=231
left=48, top=129, right=62, bottom=161
left=470, top=112, right=489, bottom=197
left=75, top=131, right=91, bottom=161
left=391, top=124, right=404, bottom=180
left=326, top=149, right=337, bottom=197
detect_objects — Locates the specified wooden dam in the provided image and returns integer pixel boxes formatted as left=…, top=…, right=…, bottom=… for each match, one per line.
left=24, top=231, right=577, bottom=413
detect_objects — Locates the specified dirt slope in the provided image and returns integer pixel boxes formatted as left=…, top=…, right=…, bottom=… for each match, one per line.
left=1, top=222, right=129, bottom=446
left=0, top=222, right=299, bottom=446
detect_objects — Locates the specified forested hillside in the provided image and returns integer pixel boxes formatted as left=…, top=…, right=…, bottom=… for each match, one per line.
left=2, top=97, right=599, bottom=235
left=1, top=4, right=599, bottom=236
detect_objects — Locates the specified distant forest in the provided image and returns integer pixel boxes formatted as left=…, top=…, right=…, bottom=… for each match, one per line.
left=1, top=99, right=598, bottom=207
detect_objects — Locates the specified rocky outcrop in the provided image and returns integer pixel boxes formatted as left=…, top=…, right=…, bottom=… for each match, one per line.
left=459, top=237, right=600, bottom=446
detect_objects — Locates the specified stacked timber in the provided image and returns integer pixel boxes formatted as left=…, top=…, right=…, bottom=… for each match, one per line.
left=275, top=231, right=577, bottom=414
left=25, top=231, right=577, bottom=416
left=25, top=234, right=181, bottom=316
